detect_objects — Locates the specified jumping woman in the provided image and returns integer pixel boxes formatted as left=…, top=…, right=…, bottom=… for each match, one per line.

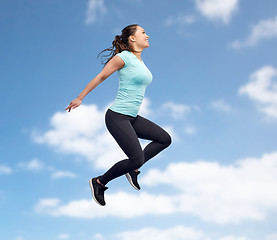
left=65, top=24, right=172, bottom=206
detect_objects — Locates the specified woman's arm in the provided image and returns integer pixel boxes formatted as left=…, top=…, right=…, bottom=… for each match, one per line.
left=65, top=55, right=125, bottom=112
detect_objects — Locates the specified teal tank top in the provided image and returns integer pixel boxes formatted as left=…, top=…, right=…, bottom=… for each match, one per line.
left=109, top=50, right=153, bottom=117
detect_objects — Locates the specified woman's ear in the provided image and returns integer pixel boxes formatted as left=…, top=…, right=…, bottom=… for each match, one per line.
left=129, top=35, right=136, bottom=42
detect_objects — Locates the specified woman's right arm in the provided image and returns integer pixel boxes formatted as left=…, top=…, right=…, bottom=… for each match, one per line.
left=65, top=55, right=125, bottom=112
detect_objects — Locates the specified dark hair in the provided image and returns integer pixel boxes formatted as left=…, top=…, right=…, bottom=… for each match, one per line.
left=97, top=24, right=140, bottom=66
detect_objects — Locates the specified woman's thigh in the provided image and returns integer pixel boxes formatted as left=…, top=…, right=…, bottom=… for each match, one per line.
left=132, top=115, right=171, bottom=143
left=105, top=109, right=142, bottom=159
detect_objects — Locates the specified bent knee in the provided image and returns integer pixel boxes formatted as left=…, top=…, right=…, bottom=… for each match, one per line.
left=159, top=131, right=172, bottom=147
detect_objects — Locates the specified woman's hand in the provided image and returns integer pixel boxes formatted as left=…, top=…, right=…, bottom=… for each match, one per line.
left=65, top=97, right=82, bottom=112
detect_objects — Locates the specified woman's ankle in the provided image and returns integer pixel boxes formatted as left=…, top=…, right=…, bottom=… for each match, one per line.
left=97, top=178, right=104, bottom=186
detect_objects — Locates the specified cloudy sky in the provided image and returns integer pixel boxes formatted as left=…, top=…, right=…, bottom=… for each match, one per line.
left=1, top=0, right=277, bottom=240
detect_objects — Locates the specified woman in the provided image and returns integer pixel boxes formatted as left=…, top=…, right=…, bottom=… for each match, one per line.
left=65, top=24, right=172, bottom=206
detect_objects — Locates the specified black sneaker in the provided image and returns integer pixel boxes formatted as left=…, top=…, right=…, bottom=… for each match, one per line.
left=89, top=178, right=108, bottom=206
left=125, top=170, right=141, bottom=190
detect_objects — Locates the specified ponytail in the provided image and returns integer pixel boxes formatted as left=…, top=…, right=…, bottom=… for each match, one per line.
left=97, top=24, right=140, bottom=67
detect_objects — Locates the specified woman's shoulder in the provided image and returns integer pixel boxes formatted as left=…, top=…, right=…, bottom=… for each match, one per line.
left=116, top=50, right=131, bottom=64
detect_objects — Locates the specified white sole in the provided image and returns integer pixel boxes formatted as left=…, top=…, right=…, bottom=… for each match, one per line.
left=89, top=179, right=105, bottom=206
left=125, top=173, right=140, bottom=191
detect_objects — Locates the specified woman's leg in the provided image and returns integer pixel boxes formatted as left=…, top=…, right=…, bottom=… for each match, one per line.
left=98, top=109, right=145, bottom=185
left=132, top=115, right=172, bottom=165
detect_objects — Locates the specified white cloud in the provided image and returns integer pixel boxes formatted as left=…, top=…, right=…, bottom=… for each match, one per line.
left=114, top=227, right=248, bottom=240
left=32, top=99, right=173, bottom=170
left=85, top=0, right=107, bottom=24
left=184, top=126, right=197, bottom=135
left=51, top=171, right=77, bottom=179
left=35, top=198, right=61, bottom=210
left=93, top=233, right=105, bottom=240
left=57, top=234, right=70, bottom=239
left=218, top=237, right=248, bottom=240
left=209, top=99, right=233, bottom=112
left=89, top=225, right=250, bottom=240
left=194, top=0, right=239, bottom=23
left=114, top=226, right=208, bottom=240
left=165, top=14, right=196, bottom=27
left=32, top=104, right=124, bottom=170
left=164, top=14, right=197, bottom=38
left=141, top=151, right=277, bottom=224
left=35, top=150, right=277, bottom=224
left=139, top=97, right=152, bottom=117
left=15, top=237, right=24, bottom=240
left=17, top=158, right=44, bottom=172
left=239, top=65, right=277, bottom=119
left=231, top=16, right=277, bottom=48
left=34, top=192, right=176, bottom=219
left=0, top=165, right=12, bottom=175
left=266, top=234, right=277, bottom=240
left=162, top=101, right=191, bottom=120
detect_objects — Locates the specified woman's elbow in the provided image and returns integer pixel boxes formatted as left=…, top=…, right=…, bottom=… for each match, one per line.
left=97, top=73, right=107, bottom=82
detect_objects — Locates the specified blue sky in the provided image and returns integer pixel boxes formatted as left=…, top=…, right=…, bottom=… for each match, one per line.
left=1, top=0, right=277, bottom=239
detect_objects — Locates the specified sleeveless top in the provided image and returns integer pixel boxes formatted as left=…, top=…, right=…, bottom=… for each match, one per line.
left=109, top=50, right=153, bottom=117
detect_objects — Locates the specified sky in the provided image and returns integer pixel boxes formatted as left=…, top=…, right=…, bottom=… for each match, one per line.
left=1, top=0, right=277, bottom=239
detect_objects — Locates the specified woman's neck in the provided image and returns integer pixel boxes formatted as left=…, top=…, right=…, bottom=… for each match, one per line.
left=131, top=50, right=143, bottom=61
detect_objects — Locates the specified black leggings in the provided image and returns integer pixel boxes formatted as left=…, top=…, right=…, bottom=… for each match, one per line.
left=98, top=109, right=172, bottom=185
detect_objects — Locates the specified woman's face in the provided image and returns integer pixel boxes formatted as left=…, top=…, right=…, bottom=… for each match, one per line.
left=130, top=26, right=150, bottom=49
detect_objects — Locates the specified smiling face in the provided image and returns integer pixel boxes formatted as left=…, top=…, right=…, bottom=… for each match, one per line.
left=129, top=25, right=150, bottom=51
